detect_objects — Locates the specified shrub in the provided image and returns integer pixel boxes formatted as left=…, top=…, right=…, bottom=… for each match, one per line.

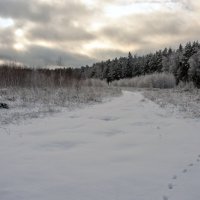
left=112, top=73, right=176, bottom=89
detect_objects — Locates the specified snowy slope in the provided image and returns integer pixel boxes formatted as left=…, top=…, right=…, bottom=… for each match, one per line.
left=0, top=91, right=200, bottom=200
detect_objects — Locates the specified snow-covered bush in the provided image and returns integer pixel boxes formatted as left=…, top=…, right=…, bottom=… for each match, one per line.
left=112, top=73, right=176, bottom=89
left=177, top=81, right=196, bottom=91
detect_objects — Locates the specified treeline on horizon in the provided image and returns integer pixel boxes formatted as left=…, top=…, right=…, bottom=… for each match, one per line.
left=0, top=40, right=200, bottom=88
left=82, top=41, right=200, bottom=88
left=0, top=65, right=82, bottom=88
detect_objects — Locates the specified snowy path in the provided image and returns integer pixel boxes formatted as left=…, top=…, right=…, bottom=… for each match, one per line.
left=0, top=91, right=200, bottom=200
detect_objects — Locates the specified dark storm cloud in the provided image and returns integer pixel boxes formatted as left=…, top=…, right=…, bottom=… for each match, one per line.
left=100, top=26, right=150, bottom=46
left=0, top=0, right=93, bottom=23
left=0, top=45, right=96, bottom=67
left=134, top=12, right=184, bottom=36
left=27, top=24, right=95, bottom=42
left=24, top=45, right=96, bottom=67
left=0, top=0, right=97, bottom=43
left=0, top=0, right=52, bottom=23
left=101, top=12, right=184, bottom=45
left=0, top=0, right=98, bottom=67
left=0, top=46, right=17, bottom=61
left=0, top=27, right=16, bottom=47
left=96, top=8, right=199, bottom=56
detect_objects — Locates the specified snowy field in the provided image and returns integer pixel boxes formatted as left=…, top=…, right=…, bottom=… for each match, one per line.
left=144, top=87, right=200, bottom=118
left=0, top=86, right=120, bottom=125
left=0, top=90, right=200, bottom=200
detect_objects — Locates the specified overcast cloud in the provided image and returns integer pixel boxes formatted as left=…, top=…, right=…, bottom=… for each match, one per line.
left=0, top=0, right=199, bottom=67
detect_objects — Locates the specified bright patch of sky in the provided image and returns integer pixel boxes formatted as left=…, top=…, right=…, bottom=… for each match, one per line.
left=0, top=18, right=14, bottom=28
left=83, top=40, right=111, bottom=51
left=13, top=43, right=25, bottom=51
left=15, top=29, right=24, bottom=37
left=80, top=0, right=97, bottom=8
left=104, top=1, right=180, bottom=18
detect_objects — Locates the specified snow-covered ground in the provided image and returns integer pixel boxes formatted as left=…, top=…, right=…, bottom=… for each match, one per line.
left=0, top=91, right=200, bottom=200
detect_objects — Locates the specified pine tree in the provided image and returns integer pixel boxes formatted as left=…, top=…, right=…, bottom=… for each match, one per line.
left=177, top=44, right=183, bottom=53
left=125, top=52, right=134, bottom=78
left=162, top=48, right=168, bottom=57
left=107, top=58, right=121, bottom=81
left=144, top=54, right=153, bottom=74
left=188, top=50, right=200, bottom=87
left=119, top=57, right=128, bottom=78
left=178, top=42, right=194, bottom=82
left=132, top=55, right=140, bottom=77
left=168, top=48, right=173, bottom=55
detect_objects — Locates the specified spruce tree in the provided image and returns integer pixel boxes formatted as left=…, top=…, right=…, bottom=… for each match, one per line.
left=178, top=42, right=193, bottom=82
left=125, top=52, right=134, bottom=78
left=188, top=51, right=200, bottom=87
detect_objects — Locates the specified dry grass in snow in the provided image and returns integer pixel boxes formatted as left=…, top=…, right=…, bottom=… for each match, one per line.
left=0, top=79, right=121, bottom=125
left=143, top=82, right=200, bottom=118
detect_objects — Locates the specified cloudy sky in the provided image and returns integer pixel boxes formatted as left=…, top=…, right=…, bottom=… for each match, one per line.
left=0, top=0, right=199, bottom=67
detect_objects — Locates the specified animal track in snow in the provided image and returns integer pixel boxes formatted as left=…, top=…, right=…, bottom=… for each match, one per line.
left=101, top=129, right=123, bottom=137
left=101, top=116, right=119, bottom=122
left=168, top=183, right=173, bottom=190
left=163, top=195, right=168, bottom=200
left=182, top=169, right=187, bottom=173
left=196, top=155, right=200, bottom=162
left=163, top=156, right=199, bottom=200
left=69, top=115, right=79, bottom=119
left=172, top=175, right=177, bottom=180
